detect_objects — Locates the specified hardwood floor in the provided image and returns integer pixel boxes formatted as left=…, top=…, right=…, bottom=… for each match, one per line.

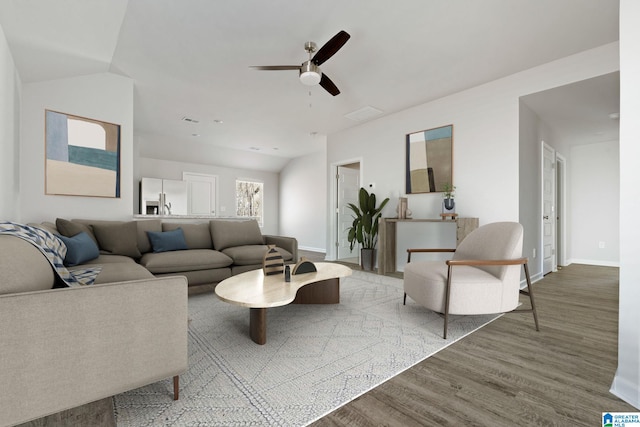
left=310, top=264, right=637, bottom=426
left=20, top=260, right=636, bottom=426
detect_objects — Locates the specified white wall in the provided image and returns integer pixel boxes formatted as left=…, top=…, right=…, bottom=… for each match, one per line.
left=279, top=149, right=327, bottom=252
left=611, top=0, right=640, bottom=409
left=518, top=102, right=551, bottom=281
left=0, top=24, right=21, bottom=221
left=326, top=42, right=619, bottom=261
left=137, top=157, right=280, bottom=235
left=136, top=131, right=290, bottom=174
left=20, top=72, right=134, bottom=223
left=569, top=141, right=619, bottom=266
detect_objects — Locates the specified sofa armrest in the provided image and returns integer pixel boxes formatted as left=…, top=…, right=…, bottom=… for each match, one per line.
left=0, top=276, right=188, bottom=427
left=264, top=235, right=298, bottom=262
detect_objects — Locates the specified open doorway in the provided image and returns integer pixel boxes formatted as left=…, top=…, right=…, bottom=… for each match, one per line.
left=335, top=162, right=361, bottom=263
left=542, top=142, right=557, bottom=275
left=556, top=153, right=567, bottom=267
left=520, top=72, right=619, bottom=280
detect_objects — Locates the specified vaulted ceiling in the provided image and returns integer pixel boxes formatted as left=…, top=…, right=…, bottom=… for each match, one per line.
left=0, top=0, right=619, bottom=171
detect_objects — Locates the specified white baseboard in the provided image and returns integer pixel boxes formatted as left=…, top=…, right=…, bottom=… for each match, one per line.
left=298, top=245, right=326, bottom=253
left=610, top=371, right=640, bottom=410
left=520, top=271, right=544, bottom=289
left=566, top=258, right=620, bottom=267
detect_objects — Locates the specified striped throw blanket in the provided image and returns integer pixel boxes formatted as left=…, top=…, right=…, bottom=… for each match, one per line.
left=0, top=221, right=101, bottom=287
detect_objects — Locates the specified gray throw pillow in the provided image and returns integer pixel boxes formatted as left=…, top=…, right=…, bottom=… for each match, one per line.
left=92, top=221, right=142, bottom=258
left=56, top=218, right=98, bottom=244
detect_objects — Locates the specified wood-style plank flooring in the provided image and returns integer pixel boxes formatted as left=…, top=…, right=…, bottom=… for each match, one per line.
left=310, top=263, right=637, bottom=426
left=20, top=259, right=637, bottom=426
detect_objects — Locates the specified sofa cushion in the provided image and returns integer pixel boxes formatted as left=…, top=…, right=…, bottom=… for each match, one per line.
left=68, top=263, right=154, bottom=284
left=56, top=218, right=97, bottom=244
left=222, top=245, right=293, bottom=266
left=0, top=235, right=55, bottom=294
left=162, top=222, right=213, bottom=249
left=140, top=249, right=233, bottom=274
left=56, top=232, right=100, bottom=266
left=91, top=221, right=141, bottom=258
left=83, top=254, right=136, bottom=265
left=210, top=219, right=263, bottom=250
left=135, top=219, right=162, bottom=253
left=147, top=228, right=189, bottom=253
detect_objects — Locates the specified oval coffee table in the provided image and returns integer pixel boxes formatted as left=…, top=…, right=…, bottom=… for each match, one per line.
left=215, top=262, right=352, bottom=344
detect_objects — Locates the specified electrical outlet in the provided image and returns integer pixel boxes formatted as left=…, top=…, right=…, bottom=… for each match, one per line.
left=532, top=248, right=536, bottom=258
left=599, top=241, right=606, bottom=249
left=220, top=206, right=226, bottom=212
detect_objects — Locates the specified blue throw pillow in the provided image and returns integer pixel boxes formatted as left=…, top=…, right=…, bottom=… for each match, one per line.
left=147, top=228, right=189, bottom=253
left=57, top=232, right=100, bottom=266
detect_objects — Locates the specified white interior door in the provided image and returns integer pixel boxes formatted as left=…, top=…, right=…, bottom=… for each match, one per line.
left=183, top=172, right=217, bottom=216
left=336, top=165, right=360, bottom=260
left=542, top=143, right=556, bottom=275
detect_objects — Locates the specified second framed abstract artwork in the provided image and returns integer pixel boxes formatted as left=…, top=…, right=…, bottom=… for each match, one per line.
left=405, top=124, right=453, bottom=194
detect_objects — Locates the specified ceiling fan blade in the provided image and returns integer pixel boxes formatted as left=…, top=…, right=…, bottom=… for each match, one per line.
left=250, top=65, right=301, bottom=70
left=312, top=30, right=350, bottom=66
left=319, top=73, right=340, bottom=96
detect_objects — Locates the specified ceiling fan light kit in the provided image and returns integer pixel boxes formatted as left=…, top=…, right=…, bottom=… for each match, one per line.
left=251, top=30, right=350, bottom=96
left=299, top=61, right=321, bottom=85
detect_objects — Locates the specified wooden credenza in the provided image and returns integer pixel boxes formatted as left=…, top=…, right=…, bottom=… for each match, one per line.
left=377, top=217, right=479, bottom=275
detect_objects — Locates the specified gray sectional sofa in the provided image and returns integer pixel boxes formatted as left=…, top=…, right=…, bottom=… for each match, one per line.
left=50, top=217, right=298, bottom=286
left=0, top=218, right=297, bottom=426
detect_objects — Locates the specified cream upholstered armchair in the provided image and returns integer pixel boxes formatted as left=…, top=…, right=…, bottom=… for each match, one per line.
left=403, top=222, right=539, bottom=339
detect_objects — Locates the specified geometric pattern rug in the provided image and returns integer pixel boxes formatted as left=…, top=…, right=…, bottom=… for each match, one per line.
left=113, top=270, right=500, bottom=426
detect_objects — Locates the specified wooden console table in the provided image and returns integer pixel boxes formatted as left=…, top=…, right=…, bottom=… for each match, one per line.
left=377, top=217, right=478, bottom=275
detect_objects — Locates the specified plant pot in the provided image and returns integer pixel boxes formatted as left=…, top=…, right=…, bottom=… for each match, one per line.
left=360, top=248, right=377, bottom=271
left=443, top=198, right=455, bottom=212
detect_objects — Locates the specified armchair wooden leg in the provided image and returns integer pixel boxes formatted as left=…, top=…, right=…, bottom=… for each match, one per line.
left=514, top=262, right=540, bottom=332
left=173, top=375, right=179, bottom=400
left=523, top=262, right=540, bottom=331
left=443, top=265, right=453, bottom=339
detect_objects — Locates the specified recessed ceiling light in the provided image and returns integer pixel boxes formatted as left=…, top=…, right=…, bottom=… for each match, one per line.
left=192, top=133, right=200, bottom=137
left=249, top=147, right=261, bottom=151
left=213, top=119, right=224, bottom=124
left=181, top=116, right=199, bottom=123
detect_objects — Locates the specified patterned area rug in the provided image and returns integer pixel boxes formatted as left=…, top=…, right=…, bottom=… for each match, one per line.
left=113, top=270, right=499, bottom=426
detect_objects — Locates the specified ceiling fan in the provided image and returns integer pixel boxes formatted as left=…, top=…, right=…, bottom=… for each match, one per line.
left=250, top=30, right=350, bottom=96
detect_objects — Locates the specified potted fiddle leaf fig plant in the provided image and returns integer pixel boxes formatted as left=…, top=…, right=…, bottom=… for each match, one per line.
left=346, top=187, right=390, bottom=271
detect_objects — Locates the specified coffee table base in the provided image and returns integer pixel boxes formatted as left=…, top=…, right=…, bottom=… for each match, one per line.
left=250, top=308, right=267, bottom=345
left=248, top=278, right=340, bottom=345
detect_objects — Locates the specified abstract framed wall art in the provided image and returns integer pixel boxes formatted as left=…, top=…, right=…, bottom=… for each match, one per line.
left=405, top=124, right=453, bottom=194
left=45, top=110, right=121, bottom=198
